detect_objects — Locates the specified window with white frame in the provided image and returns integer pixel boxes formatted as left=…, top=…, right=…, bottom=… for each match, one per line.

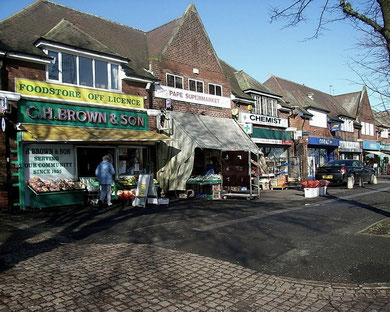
left=381, top=129, right=389, bottom=138
left=308, top=109, right=327, bottom=128
left=188, top=78, right=204, bottom=93
left=166, top=73, right=183, bottom=89
left=251, top=95, right=278, bottom=116
left=361, top=121, right=374, bottom=136
left=46, top=50, right=120, bottom=90
left=340, top=117, right=354, bottom=133
left=208, top=83, right=222, bottom=96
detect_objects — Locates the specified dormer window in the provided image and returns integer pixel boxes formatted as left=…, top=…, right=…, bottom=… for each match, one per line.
left=46, top=49, right=120, bottom=91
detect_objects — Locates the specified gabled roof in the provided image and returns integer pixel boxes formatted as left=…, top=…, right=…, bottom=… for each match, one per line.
left=333, top=91, right=361, bottom=118
left=39, top=19, right=126, bottom=60
left=0, top=0, right=153, bottom=79
left=147, top=3, right=224, bottom=74
left=264, top=75, right=355, bottom=120
left=218, top=60, right=253, bottom=101
left=146, top=18, right=181, bottom=59
left=235, top=71, right=277, bottom=96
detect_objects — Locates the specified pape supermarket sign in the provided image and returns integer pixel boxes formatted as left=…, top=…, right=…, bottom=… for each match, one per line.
left=154, top=85, right=231, bottom=109
left=15, top=78, right=144, bottom=109
left=18, top=100, right=148, bottom=130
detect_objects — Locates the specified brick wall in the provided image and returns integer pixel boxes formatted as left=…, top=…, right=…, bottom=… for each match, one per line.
left=150, top=9, right=233, bottom=118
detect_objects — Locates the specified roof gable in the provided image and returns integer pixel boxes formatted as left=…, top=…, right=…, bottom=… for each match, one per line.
left=151, top=4, right=223, bottom=73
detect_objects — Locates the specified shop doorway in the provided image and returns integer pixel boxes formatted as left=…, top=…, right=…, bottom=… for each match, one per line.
left=77, top=147, right=115, bottom=178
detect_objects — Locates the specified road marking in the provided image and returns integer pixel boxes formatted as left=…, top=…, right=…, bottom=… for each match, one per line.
left=192, top=186, right=390, bottom=232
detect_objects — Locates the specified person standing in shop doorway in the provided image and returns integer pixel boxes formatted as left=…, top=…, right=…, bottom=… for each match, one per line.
left=95, top=155, right=115, bottom=207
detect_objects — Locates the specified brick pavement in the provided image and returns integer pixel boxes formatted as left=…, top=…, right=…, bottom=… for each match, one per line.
left=1, top=237, right=390, bottom=311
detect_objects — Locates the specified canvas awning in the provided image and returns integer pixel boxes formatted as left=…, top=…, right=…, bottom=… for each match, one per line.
left=21, top=124, right=171, bottom=142
left=169, top=111, right=259, bottom=154
left=366, top=151, right=390, bottom=158
left=156, top=112, right=261, bottom=192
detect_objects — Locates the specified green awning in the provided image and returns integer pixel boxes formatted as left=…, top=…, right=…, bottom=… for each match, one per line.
left=252, top=128, right=291, bottom=140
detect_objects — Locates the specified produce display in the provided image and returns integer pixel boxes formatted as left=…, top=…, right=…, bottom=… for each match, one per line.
left=116, top=176, right=159, bottom=187
left=187, top=174, right=222, bottom=183
left=28, top=177, right=86, bottom=193
left=117, top=189, right=136, bottom=199
left=116, top=175, right=137, bottom=186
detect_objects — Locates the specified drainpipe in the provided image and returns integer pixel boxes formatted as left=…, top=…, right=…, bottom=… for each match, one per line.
left=1, top=55, right=12, bottom=209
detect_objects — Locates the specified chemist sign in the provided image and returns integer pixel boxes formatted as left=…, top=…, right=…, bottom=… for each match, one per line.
left=240, top=112, right=288, bottom=128
left=23, top=144, right=75, bottom=181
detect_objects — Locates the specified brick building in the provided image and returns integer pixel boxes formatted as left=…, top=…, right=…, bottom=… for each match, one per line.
left=0, top=0, right=170, bottom=209
left=0, top=1, right=259, bottom=208
left=264, top=76, right=383, bottom=179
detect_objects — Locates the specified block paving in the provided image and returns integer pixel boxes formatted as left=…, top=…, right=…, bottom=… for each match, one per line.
left=1, top=237, right=390, bottom=311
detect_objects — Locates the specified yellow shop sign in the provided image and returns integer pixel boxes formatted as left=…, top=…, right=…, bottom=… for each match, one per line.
left=15, top=78, right=144, bottom=109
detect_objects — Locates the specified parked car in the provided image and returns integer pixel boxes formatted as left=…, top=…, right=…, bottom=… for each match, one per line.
left=315, top=159, right=376, bottom=187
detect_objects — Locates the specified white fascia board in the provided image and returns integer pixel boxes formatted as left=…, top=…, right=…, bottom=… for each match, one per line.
left=6, top=52, right=51, bottom=64
left=231, top=94, right=255, bottom=104
left=0, top=90, right=21, bottom=101
left=244, top=89, right=281, bottom=99
left=36, top=41, right=129, bottom=64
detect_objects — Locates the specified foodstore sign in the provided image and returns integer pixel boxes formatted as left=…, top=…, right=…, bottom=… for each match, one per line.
left=24, top=144, right=75, bottom=181
left=15, top=78, right=144, bottom=109
left=240, top=112, right=288, bottom=128
left=18, top=100, right=148, bottom=130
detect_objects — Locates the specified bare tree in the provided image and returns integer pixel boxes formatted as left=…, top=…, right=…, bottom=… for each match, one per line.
left=270, top=0, right=390, bottom=110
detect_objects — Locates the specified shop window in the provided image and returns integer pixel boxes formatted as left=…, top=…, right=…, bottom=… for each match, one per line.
left=166, top=73, right=183, bottom=89
left=208, top=83, right=222, bottom=96
left=118, top=147, right=150, bottom=176
left=189, top=78, right=204, bottom=93
left=46, top=49, right=120, bottom=90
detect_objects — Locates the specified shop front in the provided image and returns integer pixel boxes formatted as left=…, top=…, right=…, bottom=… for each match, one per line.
left=362, top=141, right=381, bottom=173
left=380, top=143, right=390, bottom=174
left=157, top=111, right=262, bottom=199
left=307, top=137, right=339, bottom=179
left=339, top=140, right=362, bottom=160
left=15, top=98, right=169, bottom=210
left=239, top=112, right=295, bottom=186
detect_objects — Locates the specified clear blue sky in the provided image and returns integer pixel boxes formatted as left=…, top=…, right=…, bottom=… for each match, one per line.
left=1, top=0, right=378, bottom=108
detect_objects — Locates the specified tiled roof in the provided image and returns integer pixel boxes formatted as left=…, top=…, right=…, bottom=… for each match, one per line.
left=264, top=75, right=355, bottom=119
left=333, top=92, right=361, bottom=118
left=146, top=18, right=181, bottom=59
left=0, top=0, right=153, bottom=79
left=218, top=60, right=253, bottom=101
left=40, top=19, right=125, bottom=59
left=235, top=71, right=276, bottom=95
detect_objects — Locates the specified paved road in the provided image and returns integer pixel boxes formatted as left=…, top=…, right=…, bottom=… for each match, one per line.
left=1, top=179, right=390, bottom=311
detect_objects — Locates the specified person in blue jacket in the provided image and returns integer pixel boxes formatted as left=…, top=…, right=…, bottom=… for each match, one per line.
left=95, top=155, right=115, bottom=206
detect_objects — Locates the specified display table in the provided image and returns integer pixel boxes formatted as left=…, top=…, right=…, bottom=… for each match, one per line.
left=29, top=186, right=86, bottom=209
left=186, top=179, right=222, bottom=199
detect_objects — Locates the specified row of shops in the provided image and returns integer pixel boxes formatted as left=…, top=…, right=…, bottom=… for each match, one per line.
left=4, top=84, right=390, bottom=209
